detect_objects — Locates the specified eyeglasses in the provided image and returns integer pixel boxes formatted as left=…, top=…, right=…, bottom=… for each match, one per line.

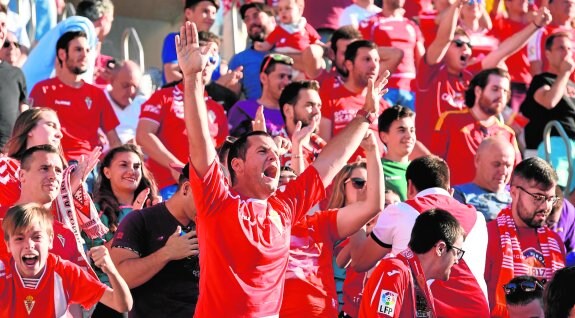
left=503, top=280, right=545, bottom=295
left=452, top=39, right=473, bottom=49
left=447, top=244, right=466, bottom=261
left=2, top=40, right=20, bottom=49
left=515, top=186, right=559, bottom=206
left=345, top=177, right=366, bottom=190
left=261, top=53, right=294, bottom=74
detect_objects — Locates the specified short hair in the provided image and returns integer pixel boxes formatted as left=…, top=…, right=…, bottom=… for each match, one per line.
left=405, top=155, right=450, bottom=192
left=3, top=203, right=54, bottom=242
left=454, top=26, right=470, bottom=39
left=544, top=266, right=575, bottom=318
left=279, top=80, right=320, bottom=122
left=56, top=31, right=88, bottom=66
left=505, top=276, right=544, bottom=306
left=260, top=53, right=294, bottom=75
left=227, top=131, right=274, bottom=184
left=0, top=4, right=7, bottom=14
left=19, top=144, right=63, bottom=171
left=409, top=209, right=464, bottom=254
left=239, top=2, right=275, bottom=20
left=330, top=25, right=362, bottom=55
left=378, top=105, right=415, bottom=133
left=185, top=0, right=220, bottom=10
left=198, top=30, right=221, bottom=47
left=76, top=0, right=114, bottom=22
left=344, top=40, right=377, bottom=62
left=545, top=31, right=572, bottom=51
left=511, top=157, right=558, bottom=190
left=465, top=68, right=510, bottom=108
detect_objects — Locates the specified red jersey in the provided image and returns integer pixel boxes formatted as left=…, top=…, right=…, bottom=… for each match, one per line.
left=430, top=109, right=521, bottom=186
left=188, top=160, right=326, bottom=317
left=139, top=83, right=227, bottom=189
left=266, top=22, right=321, bottom=51
left=0, top=253, right=107, bottom=318
left=490, top=16, right=531, bottom=84
left=29, top=78, right=119, bottom=162
left=0, top=157, right=20, bottom=212
left=359, top=15, right=423, bottom=91
left=340, top=238, right=368, bottom=318
left=415, top=58, right=475, bottom=147
left=281, top=210, right=340, bottom=317
left=527, top=25, right=575, bottom=81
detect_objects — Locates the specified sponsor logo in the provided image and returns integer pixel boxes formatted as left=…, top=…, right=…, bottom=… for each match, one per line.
left=387, top=270, right=400, bottom=277
left=378, top=290, right=398, bottom=316
left=55, top=100, right=71, bottom=106
left=142, top=104, right=161, bottom=115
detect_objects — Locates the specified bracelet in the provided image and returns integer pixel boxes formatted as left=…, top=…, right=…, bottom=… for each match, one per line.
left=533, top=21, right=543, bottom=28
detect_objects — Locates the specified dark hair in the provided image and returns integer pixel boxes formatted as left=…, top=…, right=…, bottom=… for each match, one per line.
left=56, top=31, right=88, bottom=66
left=505, top=276, right=544, bottom=306
left=330, top=25, right=362, bottom=56
left=227, top=131, right=273, bottom=184
left=185, top=0, right=220, bottom=10
left=239, top=2, right=275, bottom=20
left=409, top=209, right=464, bottom=254
left=0, top=4, right=7, bottom=14
left=378, top=105, right=415, bottom=133
left=20, top=144, right=64, bottom=171
left=279, top=80, right=320, bottom=122
left=464, top=68, right=510, bottom=108
left=94, top=144, right=158, bottom=232
left=198, top=30, right=221, bottom=47
left=344, top=40, right=377, bottom=63
left=544, top=266, right=575, bottom=318
left=511, top=157, right=558, bottom=190
left=260, top=53, right=294, bottom=75
left=406, top=155, right=450, bottom=192
left=545, top=31, right=572, bottom=51
left=76, top=0, right=113, bottom=22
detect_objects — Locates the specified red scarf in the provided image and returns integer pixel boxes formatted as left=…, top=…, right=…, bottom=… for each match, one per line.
left=492, top=208, right=564, bottom=318
left=397, top=249, right=437, bottom=318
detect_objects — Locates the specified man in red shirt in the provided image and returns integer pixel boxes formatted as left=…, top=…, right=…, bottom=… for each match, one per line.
left=485, top=157, right=566, bottom=317
left=29, top=31, right=121, bottom=162
left=359, top=209, right=465, bottom=318
left=359, top=0, right=425, bottom=110
left=176, top=21, right=389, bottom=317
left=416, top=0, right=552, bottom=147
left=136, top=30, right=228, bottom=200
left=431, top=68, right=521, bottom=186
left=317, top=26, right=361, bottom=88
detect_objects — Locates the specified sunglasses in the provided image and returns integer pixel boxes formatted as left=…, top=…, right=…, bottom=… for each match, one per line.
left=345, top=177, right=366, bottom=190
left=452, top=39, right=473, bottom=49
left=503, top=280, right=545, bottom=295
left=2, top=40, right=20, bottom=49
left=261, top=53, right=294, bottom=74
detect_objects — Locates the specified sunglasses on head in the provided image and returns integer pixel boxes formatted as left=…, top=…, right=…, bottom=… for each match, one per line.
left=2, top=40, right=20, bottom=49
left=452, top=39, right=473, bottom=49
left=503, top=279, right=545, bottom=295
left=261, top=53, right=294, bottom=74
left=345, top=177, right=366, bottom=190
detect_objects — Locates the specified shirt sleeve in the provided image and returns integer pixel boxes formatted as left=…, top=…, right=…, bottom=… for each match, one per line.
left=527, top=28, right=545, bottom=62
left=139, top=91, right=165, bottom=124
left=111, top=211, right=146, bottom=256
left=162, top=33, right=178, bottom=64
left=306, top=23, right=321, bottom=44
left=430, top=115, right=450, bottom=159
left=274, top=166, right=326, bottom=224
left=187, top=159, right=232, bottom=218
left=265, top=26, right=282, bottom=45
left=371, top=204, right=417, bottom=253
left=361, top=260, right=408, bottom=318
left=99, top=91, right=120, bottom=133
left=17, top=69, right=27, bottom=104
left=61, top=259, right=108, bottom=309
left=416, top=56, right=440, bottom=91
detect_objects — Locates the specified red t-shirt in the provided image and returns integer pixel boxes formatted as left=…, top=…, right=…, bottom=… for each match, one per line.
left=490, top=16, right=531, bottom=84
left=359, top=257, right=416, bottom=318
left=485, top=221, right=566, bottom=313
left=189, top=160, right=326, bottom=317
left=340, top=238, right=368, bottom=318
left=139, top=83, right=227, bottom=189
left=0, top=157, right=20, bottom=212
left=467, top=30, right=499, bottom=62
left=359, top=15, right=423, bottom=91
left=415, top=58, right=475, bottom=147
left=29, top=78, right=119, bottom=162
left=0, top=253, right=107, bottom=318
left=281, top=210, right=340, bottom=317
left=430, top=108, right=521, bottom=186
left=266, top=23, right=321, bottom=51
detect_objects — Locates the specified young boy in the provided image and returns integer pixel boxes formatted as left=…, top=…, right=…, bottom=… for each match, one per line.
left=0, top=203, right=132, bottom=317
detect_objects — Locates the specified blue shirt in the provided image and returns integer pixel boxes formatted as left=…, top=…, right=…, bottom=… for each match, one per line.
left=453, top=183, right=511, bottom=222
left=229, top=47, right=268, bottom=100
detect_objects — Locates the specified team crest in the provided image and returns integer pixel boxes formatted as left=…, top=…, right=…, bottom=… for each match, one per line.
left=24, top=295, right=35, bottom=314
left=378, top=290, right=398, bottom=316
left=85, top=97, right=93, bottom=110
left=57, top=234, right=65, bottom=247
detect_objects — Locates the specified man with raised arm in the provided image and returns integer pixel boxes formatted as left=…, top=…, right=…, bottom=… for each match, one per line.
left=176, top=21, right=388, bottom=317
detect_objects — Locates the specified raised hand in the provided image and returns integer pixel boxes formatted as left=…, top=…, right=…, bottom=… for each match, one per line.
left=252, top=105, right=267, bottom=132
left=71, top=146, right=102, bottom=191
left=364, top=70, right=390, bottom=114
left=291, top=121, right=316, bottom=147
left=533, top=6, right=552, bottom=28
left=273, top=136, right=292, bottom=157
left=560, top=55, right=575, bottom=74
left=132, top=188, right=150, bottom=210
left=360, top=130, right=378, bottom=153
left=89, top=245, right=118, bottom=275
left=175, top=21, right=217, bottom=78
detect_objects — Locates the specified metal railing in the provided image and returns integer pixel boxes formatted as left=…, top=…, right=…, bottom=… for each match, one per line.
left=543, top=120, right=574, bottom=191
left=121, top=27, right=145, bottom=71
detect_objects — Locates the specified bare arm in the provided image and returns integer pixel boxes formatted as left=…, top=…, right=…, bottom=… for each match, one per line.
left=164, top=63, right=183, bottom=84
left=89, top=246, right=132, bottom=312
left=336, top=242, right=352, bottom=268
left=318, top=118, right=333, bottom=141
left=177, top=22, right=219, bottom=177
left=349, top=228, right=391, bottom=272
left=378, top=47, right=404, bottom=74
left=425, top=0, right=464, bottom=65
left=534, top=58, right=575, bottom=109
left=136, top=120, right=185, bottom=181
left=105, top=129, right=122, bottom=149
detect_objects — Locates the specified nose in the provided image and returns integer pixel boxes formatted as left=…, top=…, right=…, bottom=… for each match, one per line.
left=24, top=237, right=36, bottom=250
left=55, top=129, right=63, bottom=139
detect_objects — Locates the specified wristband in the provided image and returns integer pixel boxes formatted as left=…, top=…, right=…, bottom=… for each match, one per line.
left=533, top=21, right=543, bottom=28
left=356, top=109, right=377, bottom=124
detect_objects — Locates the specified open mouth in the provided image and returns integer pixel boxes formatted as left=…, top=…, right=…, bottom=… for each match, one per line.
left=460, top=55, right=469, bottom=63
left=22, top=254, right=38, bottom=267
left=263, top=165, right=278, bottom=181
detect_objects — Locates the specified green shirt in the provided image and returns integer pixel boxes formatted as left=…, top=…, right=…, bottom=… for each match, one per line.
left=382, top=159, right=409, bottom=201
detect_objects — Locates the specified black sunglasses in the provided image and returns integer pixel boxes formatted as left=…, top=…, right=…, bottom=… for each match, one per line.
left=503, top=279, right=545, bottom=295
left=452, top=39, right=473, bottom=49
left=345, top=177, right=366, bottom=190
left=2, top=40, right=20, bottom=49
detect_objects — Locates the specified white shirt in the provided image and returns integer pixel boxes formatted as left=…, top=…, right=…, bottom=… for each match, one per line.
left=105, top=90, right=146, bottom=144
left=338, top=4, right=381, bottom=28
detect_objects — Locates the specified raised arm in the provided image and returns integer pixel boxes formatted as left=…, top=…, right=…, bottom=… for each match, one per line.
left=90, top=246, right=133, bottom=312
left=534, top=57, right=575, bottom=109
left=177, top=22, right=219, bottom=177
left=425, top=0, right=464, bottom=65
left=311, top=72, right=389, bottom=187
left=482, top=7, right=552, bottom=69
left=378, top=47, right=404, bottom=74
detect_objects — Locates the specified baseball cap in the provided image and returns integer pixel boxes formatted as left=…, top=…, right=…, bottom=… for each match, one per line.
left=185, top=0, right=220, bottom=10
left=240, top=2, right=275, bottom=20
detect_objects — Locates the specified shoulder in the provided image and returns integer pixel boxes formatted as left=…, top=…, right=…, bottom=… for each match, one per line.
left=434, top=109, right=471, bottom=130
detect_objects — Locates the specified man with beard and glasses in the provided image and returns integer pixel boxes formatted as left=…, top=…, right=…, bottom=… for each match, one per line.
left=29, top=31, right=121, bottom=163
left=485, top=157, right=566, bottom=318
left=430, top=68, right=522, bottom=186
left=228, top=2, right=276, bottom=100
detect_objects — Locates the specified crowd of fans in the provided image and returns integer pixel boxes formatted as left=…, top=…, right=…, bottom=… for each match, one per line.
left=3, top=0, right=575, bottom=317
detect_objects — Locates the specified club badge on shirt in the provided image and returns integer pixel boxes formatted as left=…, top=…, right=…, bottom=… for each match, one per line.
left=24, top=295, right=35, bottom=314
left=85, top=97, right=93, bottom=110
left=378, top=290, right=398, bottom=316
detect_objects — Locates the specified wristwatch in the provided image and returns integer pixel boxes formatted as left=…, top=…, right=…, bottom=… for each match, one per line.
left=356, top=109, right=377, bottom=124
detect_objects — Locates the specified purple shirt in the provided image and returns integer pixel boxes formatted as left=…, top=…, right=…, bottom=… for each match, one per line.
left=553, top=199, right=575, bottom=253
left=227, top=99, right=285, bottom=137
